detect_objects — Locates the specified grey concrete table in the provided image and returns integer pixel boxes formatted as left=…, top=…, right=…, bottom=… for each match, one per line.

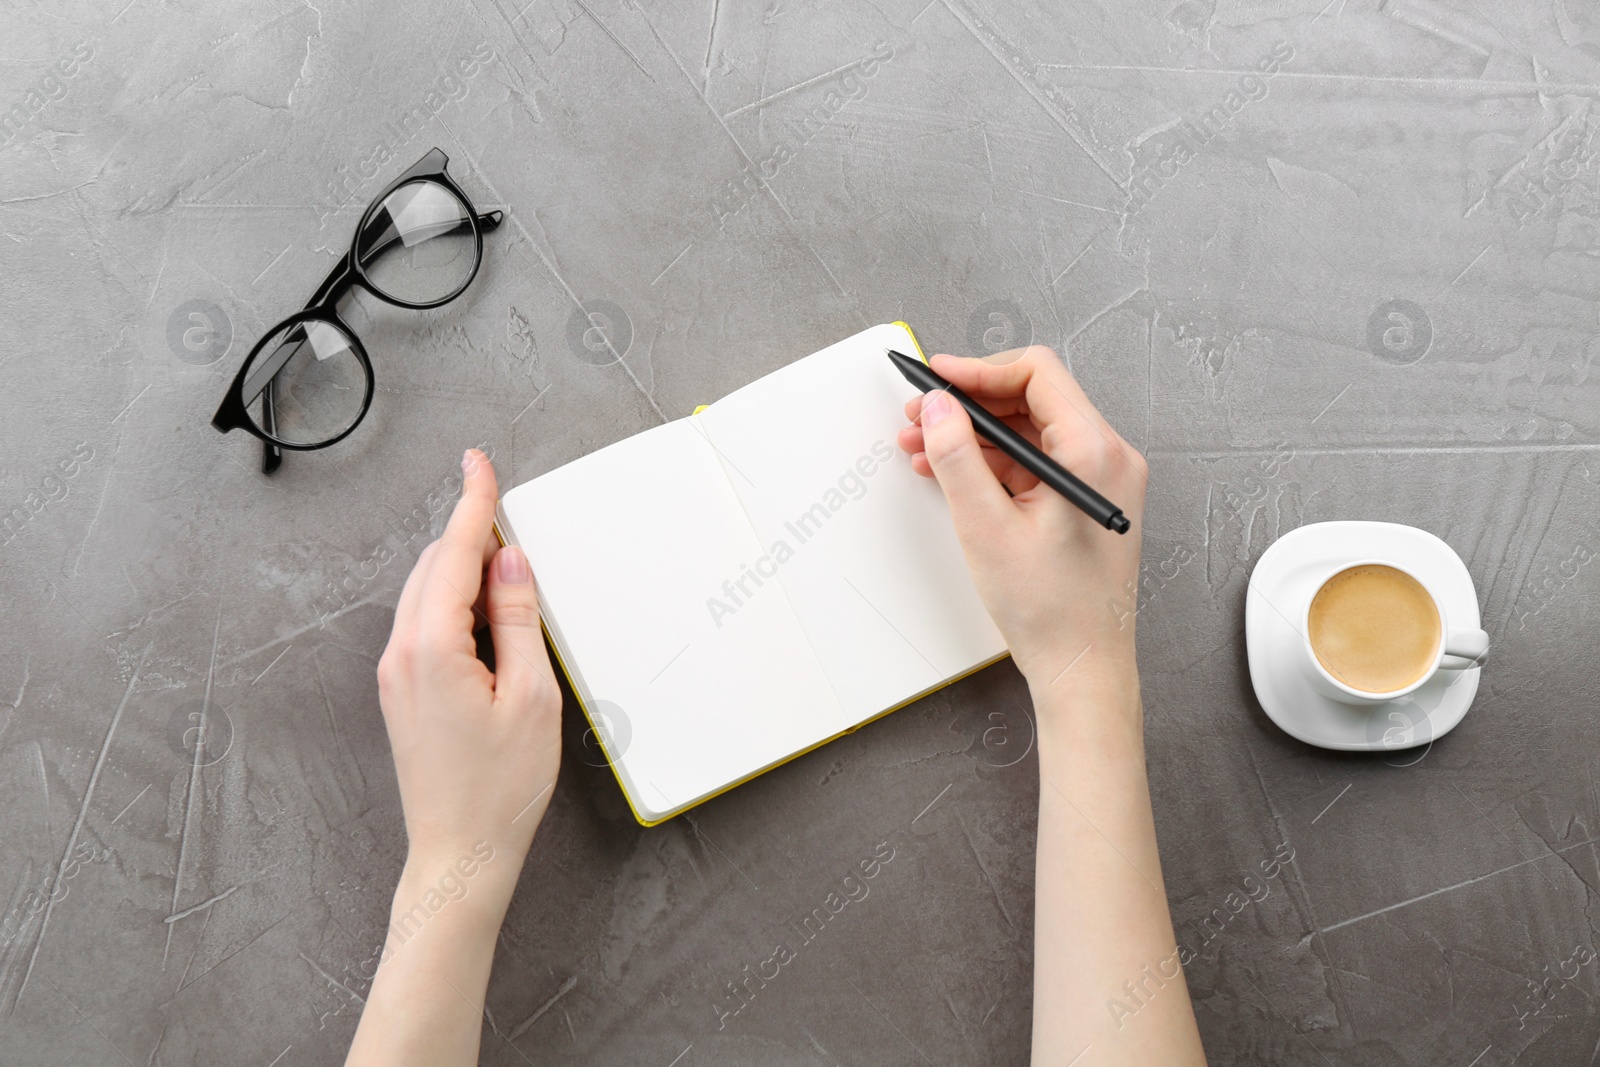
left=2, top=1, right=1597, bottom=1064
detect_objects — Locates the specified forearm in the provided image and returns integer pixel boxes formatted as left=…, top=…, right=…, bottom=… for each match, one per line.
left=1029, top=669, right=1205, bottom=1066
left=345, top=852, right=518, bottom=1067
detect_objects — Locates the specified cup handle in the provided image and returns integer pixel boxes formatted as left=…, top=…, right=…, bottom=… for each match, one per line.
left=1440, top=628, right=1489, bottom=670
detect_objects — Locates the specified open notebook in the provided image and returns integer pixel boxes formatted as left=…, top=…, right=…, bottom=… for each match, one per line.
left=494, top=322, right=1009, bottom=824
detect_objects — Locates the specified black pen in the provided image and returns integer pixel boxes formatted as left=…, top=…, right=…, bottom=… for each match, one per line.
left=887, top=349, right=1130, bottom=535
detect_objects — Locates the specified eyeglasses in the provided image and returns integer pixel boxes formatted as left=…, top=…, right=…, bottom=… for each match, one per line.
left=212, top=147, right=502, bottom=473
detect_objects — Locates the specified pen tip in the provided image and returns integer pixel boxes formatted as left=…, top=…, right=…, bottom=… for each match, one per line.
left=1110, top=514, right=1131, bottom=535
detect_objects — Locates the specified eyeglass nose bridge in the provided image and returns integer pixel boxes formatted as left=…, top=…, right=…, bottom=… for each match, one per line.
left=304, top=252, right=362, bottom=314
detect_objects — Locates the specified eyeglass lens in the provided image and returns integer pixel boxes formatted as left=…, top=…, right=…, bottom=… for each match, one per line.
left=358, top=180, right=477, bottom=305
left=243, top=318, right=367, bottom=446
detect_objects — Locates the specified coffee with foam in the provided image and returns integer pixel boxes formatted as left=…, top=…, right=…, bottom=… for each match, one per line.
left=1307, top=564, right=1440, bottom=694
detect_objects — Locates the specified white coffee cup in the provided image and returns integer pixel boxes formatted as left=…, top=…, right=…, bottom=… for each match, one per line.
left=1300, top=558, right=1488, bottom=706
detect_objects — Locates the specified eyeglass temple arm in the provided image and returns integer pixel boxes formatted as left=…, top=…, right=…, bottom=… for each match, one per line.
left=257, top=209, right=503, bottom=475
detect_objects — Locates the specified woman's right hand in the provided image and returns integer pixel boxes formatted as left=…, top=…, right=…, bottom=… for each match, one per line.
left=895, top=345, right=1149, bottom=699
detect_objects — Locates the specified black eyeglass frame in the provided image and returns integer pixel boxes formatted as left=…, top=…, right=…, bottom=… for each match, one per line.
left=211, top=147, right=503, bottom=473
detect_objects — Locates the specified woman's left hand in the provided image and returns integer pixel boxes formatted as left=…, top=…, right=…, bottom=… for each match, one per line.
left=375, top=449, right=563, bottom=882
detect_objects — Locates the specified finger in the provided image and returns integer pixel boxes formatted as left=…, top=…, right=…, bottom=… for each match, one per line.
left=901, top=413, right=1037, bottom=446
left=423, top=449, right=500, bottom=625
left=903, top=387, right=1029, bottom=424
left=898, top=412, right=1040, bottom=456
left=899, top=425, right=1024, bottom=478
left=923, top=347, right=1034, bottom=398
left=933, top=347, right=1144, bottom=478
left=931, top=346, right=1113, bottom=439
left=485, top=546, right=553, bottom=711
left=391, top=540, right=437, bottom=637
left=918, top=389, right=1013, bottom=541
left=909, top=444, right=1034, bottom=491
left=471, top=526, right=498, bottom=630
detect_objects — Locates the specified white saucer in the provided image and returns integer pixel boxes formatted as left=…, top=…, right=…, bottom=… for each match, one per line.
left=1245, top=521, right=1482, bottom=751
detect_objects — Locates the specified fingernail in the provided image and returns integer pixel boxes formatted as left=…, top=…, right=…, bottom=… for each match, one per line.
left=496, top=546, right=530, bottom=584
left=921, top=390, right=954, bottom=426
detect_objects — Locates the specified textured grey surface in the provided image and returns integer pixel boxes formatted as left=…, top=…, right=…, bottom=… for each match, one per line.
left=2, top=0, right=1598, bottom=1064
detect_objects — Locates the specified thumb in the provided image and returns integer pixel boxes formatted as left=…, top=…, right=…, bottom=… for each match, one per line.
left=919, top=389, right=1012, bottom=541
left=485, top=546, right=549, bottom=709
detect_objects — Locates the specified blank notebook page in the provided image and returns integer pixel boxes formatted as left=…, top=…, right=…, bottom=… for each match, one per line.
left=696, top=322, right=1007, bottom=721
left=498, top=419, right=848, bottom=819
